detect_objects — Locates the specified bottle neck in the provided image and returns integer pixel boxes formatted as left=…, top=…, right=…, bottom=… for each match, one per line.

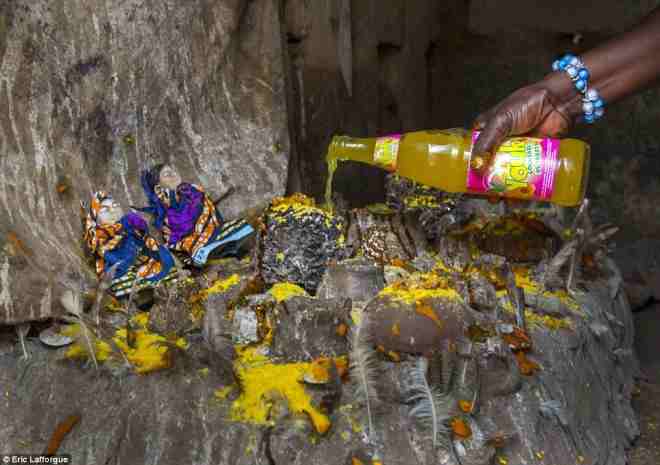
left=327, top=135, right=377, bottom=166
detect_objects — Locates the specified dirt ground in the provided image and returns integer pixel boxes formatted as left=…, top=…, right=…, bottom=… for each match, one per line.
left=629, top=308, right=660, bottom=465
left=630, top=378, right=660, bottom=465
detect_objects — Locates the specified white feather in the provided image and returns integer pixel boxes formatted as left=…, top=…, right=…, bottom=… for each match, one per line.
left=349, top=315, right=381, bottom=444
left=406, top=357, right=456, bottom=448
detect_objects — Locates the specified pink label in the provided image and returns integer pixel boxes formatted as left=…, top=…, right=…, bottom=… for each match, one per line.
left=373, top=134, right=402, bottom=172
left=467, top=132, right=559, bottom=200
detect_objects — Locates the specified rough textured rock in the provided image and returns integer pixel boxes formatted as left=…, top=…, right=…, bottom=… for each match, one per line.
left=269, top=296, right=350, bottom=361
left=0, top=0, right=289, bottom=324
left=316, top=257, right=385, bottom=303
left=366, top=292, right=472, bottom=355
left=260, top=198, right=347, bottom=294
left=0, top=225, right=640, bottom=465
left=0, top=337, right=422, bottom=465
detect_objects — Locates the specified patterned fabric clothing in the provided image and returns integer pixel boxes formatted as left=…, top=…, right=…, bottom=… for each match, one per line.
left=153, top=183, right=223, bottom=259
left=83, top=192, right=175, bottom=285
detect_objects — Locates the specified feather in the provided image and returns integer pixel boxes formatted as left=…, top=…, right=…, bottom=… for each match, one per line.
left=60, top=289, right=98, bottom=371
left=16, top=323, right=31, bottom=360
left=406, top=357, right=456, bottom=448
left=349, top=315, right=381, bottom=445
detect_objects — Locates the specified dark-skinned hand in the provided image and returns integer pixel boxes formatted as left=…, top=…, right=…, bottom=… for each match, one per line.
left=471, top=82, right=575, bottom=174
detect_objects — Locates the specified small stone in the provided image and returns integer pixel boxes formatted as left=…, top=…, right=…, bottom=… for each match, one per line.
left=231, top=307, right=260, bottom=344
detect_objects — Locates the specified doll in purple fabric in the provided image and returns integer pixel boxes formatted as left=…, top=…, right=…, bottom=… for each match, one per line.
left=139, top=164, right=254, bottom=266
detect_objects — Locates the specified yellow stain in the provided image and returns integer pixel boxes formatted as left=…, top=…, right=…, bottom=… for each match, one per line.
left=230, top=345, right=331, bottom=435
left=62, top=312, right=188, bottom=374
left=458, top=399, right=473, bottom=413
left=391, top=322, right=400, bottom=336
left=214, top=386, right=234, bottom=400
left=500, top=301, right=572, bottom=331
left=379, top=272, right=460, bottom=303
left=200, top=274, right=241, bottom=298
left=189, top=301, right=206, bottom=323
left=403, top=194, right=441, bottom=209
left=415, top=303, right=445, bottom=329
left=270, top=194, right=335, bottom=222
left=268, top=282, right=308, bottom=302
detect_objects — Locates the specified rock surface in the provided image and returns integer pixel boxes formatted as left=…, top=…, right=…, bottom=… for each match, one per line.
left=0, top=0, right=289, bottom=324
left=0, top=239, right=640, bottom=465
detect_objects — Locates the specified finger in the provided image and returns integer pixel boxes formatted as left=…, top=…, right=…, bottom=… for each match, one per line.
left=472, top=106, right=498, bottom=130
left=531, top=110, right=571, bottom=138
left=471, top=112, right=512, bottom=173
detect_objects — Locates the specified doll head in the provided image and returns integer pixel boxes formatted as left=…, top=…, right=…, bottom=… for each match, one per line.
left=96, top=196, right=124, bottom=225
left=156, top=164, right=182, bottom=191
left=89, top=192, right=124, bottom=226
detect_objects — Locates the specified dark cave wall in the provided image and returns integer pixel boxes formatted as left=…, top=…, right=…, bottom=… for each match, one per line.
left=285, top=0, right=660, bottom=238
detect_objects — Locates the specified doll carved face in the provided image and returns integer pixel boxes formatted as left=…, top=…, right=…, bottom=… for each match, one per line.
left=97, top=197, right=124, bottom=225
left=158, top=164, right=182, bottom=190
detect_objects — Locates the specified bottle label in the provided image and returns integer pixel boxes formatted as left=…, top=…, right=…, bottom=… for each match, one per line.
left=467, top=131, right=559, bottom=200
left=373, top=134, right=402, bottom=172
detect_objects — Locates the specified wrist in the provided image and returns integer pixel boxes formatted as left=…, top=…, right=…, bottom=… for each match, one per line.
left=541, top=71, right=579, bottom=106
left=539, top=72, right=583, bottom=123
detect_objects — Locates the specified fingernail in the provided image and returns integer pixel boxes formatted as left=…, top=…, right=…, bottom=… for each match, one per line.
left=470, top=154, right=487, bottom=170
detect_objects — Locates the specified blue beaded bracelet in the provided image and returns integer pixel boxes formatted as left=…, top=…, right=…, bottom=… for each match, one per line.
left=552, top=54, right=605, bottom=124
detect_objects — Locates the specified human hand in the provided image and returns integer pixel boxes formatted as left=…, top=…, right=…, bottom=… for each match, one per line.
left=471, top=81, right=576, bottom=173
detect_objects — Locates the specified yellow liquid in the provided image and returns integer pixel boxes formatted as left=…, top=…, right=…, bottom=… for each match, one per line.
left=325, top=128, right=590, bottom=208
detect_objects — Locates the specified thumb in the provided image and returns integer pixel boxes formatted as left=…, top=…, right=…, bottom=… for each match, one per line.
left=471, top=112, right=512, bottom=174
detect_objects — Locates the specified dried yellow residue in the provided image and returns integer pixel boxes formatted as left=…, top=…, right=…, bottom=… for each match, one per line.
left=432, top=259, right=454, bottom=274
left=62, top=312, right=188, bottom=374
left=403, top=195, right=440, bottom=209
left=271, top=192, right=316, bottom=210
left=104, top=297, right=125, bottom=313
left=231, top=345, right=331, bottom=434
left=458, top=400, right=473, bottom=413
left=379, top=272, right=460, bottom=303
left=190, top=301, right=205, bottom=323
left=365, top=203, right=395, bottom=215
left=276, top=252, right=285, bottom=261
left=509, top=267, right=581, bottom=313
left=306, top=357, right=333, bottom=383
left=415, top=303, right=445, bottom=329
left=339, top=404, right=364, bottom=433
left=268, top=282, right=308, bottom=302
left=391, top=322, right=400, bottom=336
left=190, top=274, right=241, bottom=303
left=526, top=311, right=572, bottom=330
left=270, top=193, right=331, bottom=221
left=387, top=351, right=401, bottom=362
left=214, top=385, right=234, bottom=400
left=500, top=302, right=572, bottom=331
